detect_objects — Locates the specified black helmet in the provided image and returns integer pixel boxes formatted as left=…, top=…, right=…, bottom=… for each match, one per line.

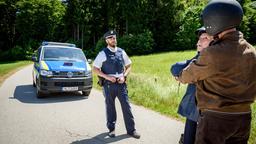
left=201, top=0, right=243, bottom=36
left=195, top=26, right=206, bottom=37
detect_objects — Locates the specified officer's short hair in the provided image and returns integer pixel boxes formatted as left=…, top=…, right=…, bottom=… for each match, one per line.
left=103, top=30, right=117, bottom=39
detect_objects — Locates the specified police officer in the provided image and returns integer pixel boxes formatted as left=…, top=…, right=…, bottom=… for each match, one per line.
left=93, top=30, right=140, bottom=139
left=176, top=0, right=256, bottom=143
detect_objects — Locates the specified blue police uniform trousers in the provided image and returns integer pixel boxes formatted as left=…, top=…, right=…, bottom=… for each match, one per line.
left=103, top=81, right=135, bottom=134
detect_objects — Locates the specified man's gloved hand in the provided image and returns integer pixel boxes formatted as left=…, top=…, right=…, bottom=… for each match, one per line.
left=170, top=60, right=190, bottom=77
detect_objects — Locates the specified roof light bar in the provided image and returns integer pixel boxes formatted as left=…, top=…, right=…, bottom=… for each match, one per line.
left=42, top=41, right=76, bottom=47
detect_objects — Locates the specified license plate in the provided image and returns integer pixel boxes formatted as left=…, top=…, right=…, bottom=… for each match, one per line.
left=62, top=87, right=78, bottom=91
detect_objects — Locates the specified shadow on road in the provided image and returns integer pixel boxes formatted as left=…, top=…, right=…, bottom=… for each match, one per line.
left=71, top=132, right=131, bottom=144
left=12, top=84, right=88, bottom=104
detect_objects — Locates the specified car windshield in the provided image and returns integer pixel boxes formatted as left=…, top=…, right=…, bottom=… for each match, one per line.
left=42, top=47, right=86, bottom=61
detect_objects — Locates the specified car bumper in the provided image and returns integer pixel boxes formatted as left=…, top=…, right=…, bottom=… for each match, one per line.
left=38, top=76, right=92, bottom=93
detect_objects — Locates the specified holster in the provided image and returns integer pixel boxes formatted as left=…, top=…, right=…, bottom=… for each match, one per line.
left=97, top=76, right=105, bottom=87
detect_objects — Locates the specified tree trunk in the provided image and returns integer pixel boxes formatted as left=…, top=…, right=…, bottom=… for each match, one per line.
left=77, top=24, right=79, bottom=41
left=81, top=25, right=83, bottom=49
left=73, top=24, right=76, bottom=40
left=126, top=19, right=128, bottom=34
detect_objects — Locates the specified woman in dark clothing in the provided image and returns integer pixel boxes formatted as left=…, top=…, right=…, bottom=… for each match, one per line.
left=170, top=27, right=212, bottom=144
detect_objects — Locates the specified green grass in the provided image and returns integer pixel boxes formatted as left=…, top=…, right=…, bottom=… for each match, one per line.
left=251, top=104, right=256, bottom=144
left=0, top=61, right=32, bottom=85
left=93, top=50, right=255, bottom=144
left=128, top=51, right=194, bottom=119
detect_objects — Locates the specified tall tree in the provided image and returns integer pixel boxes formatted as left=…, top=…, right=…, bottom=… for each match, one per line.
left=0, top=0, right=18, bottom=51
left=173, top=0, right=207, bottom=50
left=15, top=0, right=66, bottom=47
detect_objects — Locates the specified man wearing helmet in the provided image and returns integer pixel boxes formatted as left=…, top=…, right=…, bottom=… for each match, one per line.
left=171, top=27, right=213, bottom=144
left=176, top=0, right=256, bottom=143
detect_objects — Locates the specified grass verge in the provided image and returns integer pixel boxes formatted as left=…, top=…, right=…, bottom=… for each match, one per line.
left=0, top=61, right=32, bottom=86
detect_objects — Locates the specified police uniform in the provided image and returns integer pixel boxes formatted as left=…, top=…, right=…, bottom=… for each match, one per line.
left=93, top=30, right=137, bottom=136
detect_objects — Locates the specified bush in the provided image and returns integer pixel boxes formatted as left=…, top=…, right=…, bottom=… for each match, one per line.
left=0, top=50, right=10, bottom=61
left=0, top=38, right=36, bottom=61
left=240, top=1, right=256, bottom=45
left=118, top=30, right=154, bottom=55
left=83, top=49, right=98, bottom=59
left=93, top=30, right=154, bottom=57
left=0, top=45, right=26, bottom=61
left=11, top=45, right=26, bottom=60
left=94, top=38, right=106, bottom=54
left=173, top=4, right=204, bottom=51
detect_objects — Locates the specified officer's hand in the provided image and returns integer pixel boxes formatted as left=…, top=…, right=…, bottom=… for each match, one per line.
left=107, top=76, right=117, bottom=83
left=117, top=76, right=125, bottom=84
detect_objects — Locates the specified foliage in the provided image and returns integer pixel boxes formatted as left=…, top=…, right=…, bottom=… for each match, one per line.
left=93, top=38, right=106, bottom=57
left=64, top=0, right=106, bottom=52
left=0, top=0, right=18, bottom=51
left=0, top=0, right=256, bottom=61
left=240, top=0, right=256, bottom=43
left=173, top=1, right=206, bottom=50
left=10, top=45, right=26, bottom=60
left=92, top=30, right=154, bottom=58
left=15, top=0, right=66, bottom=46
left=0, top=44, right=34, bottom=61
left=0, top=50, right=9, bottom=61
left=118, top=30, right=154, bottom=55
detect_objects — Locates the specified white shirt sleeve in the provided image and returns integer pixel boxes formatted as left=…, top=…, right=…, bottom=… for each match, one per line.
left=93, top=51, right=106, bottom=68
left=122, top=50, right=132, bottom=66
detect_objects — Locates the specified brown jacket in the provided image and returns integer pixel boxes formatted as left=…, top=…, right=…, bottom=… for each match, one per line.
left=179, top=31, right=256, bottom=113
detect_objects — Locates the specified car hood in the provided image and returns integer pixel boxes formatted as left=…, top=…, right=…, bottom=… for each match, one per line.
left=40, top=60, right=90, bottom=71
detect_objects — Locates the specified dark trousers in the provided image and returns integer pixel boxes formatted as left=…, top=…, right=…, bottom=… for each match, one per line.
left=184, top=118, right=197, bottom=144
left=103, top=82, right=135, bottom=134
left=195, top=110, right=251, bottom=144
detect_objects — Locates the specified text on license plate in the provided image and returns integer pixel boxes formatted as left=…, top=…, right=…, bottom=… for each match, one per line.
left=62, top=87, right=78, bottom=91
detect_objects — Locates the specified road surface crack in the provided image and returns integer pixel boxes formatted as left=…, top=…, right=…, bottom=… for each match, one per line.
left=65, top=129, right=89, bottom=138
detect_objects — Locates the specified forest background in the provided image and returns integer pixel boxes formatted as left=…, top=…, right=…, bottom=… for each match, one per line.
left=0, top=0, right=255, bottom=60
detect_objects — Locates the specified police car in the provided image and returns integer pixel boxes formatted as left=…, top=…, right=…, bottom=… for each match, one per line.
left=32, top=41, right=92, bottom=98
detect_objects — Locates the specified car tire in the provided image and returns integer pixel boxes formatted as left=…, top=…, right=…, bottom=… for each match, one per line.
left=33, top=80, right=36, bottom=87
left=37, top=89, right=45, bottom=98
left=82, top=90, right=91, bottom=96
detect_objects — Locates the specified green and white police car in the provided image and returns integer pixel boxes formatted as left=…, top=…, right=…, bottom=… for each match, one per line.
left=32, top=42, right=92, bottom=98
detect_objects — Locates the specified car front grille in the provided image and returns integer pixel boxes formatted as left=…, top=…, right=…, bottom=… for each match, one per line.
left=54, top=82, right=85, bottom=87
left=52, top=71, right=85, bottom=78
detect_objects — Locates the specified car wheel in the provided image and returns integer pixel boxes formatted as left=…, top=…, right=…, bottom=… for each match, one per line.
left=82, top=90, right=91, bottom=96
left=33, top=80, right=36, bottom=87
left=37, top=89, right=45, bottom=98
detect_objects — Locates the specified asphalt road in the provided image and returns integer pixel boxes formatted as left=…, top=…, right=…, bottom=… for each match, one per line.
left=0, top=65, right=184, bottom=144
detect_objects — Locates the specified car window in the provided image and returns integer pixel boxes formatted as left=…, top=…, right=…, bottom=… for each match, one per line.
left=42, top=47, right=86, bottom=62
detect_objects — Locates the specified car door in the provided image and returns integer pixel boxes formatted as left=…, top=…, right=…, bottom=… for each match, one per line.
left=33, top=47, right=42, bottom=85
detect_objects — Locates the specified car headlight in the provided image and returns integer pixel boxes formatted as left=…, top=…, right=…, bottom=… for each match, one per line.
left=40, top=70, right=53, bottom=77
left=84, top=70, right=92, bottom=77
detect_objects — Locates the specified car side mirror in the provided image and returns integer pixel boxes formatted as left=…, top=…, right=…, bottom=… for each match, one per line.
left=31, top=55, right=38, bottom=62
left=87, top=59, right=92, bottom=64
